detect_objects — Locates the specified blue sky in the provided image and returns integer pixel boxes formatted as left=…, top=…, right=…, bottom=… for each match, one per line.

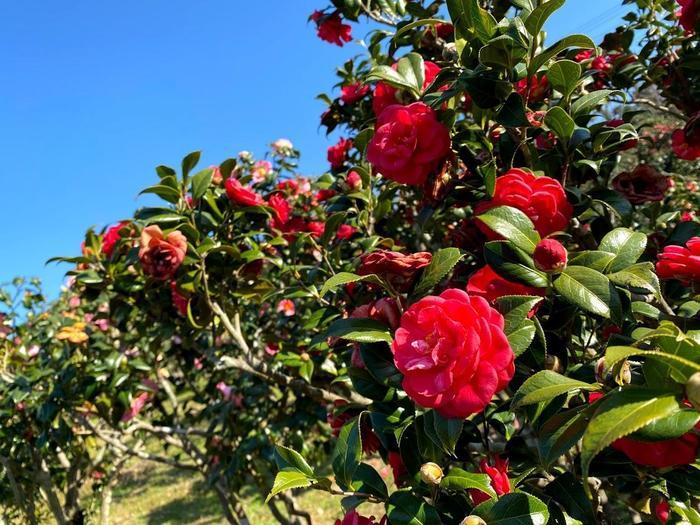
left=0, top=0, right=624, bottom=296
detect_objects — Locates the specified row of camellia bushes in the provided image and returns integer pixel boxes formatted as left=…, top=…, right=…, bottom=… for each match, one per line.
left=2, top=0, right=700, bottom=523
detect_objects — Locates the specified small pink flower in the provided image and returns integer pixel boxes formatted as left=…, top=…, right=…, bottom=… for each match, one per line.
left=27, top=345, right=40, bottom=358
left=68, top=296, right=81, bottom=309
left=121, top=392, right=152, bottom=422
left=265, top=343, right=279, bottom=356
left=277, top=299, right=296, bottom=316
left=252, top=160, right=273, bottom=183
left=194, top=357, right=204, bottom=370
left=216, top=381, right=233, bottom=400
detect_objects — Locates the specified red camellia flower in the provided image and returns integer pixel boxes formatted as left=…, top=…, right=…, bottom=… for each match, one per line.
left=358, top=250, right=432, bottom=291
left=307, top=221, right=325, bottom=238
left=612, top=165, right=672, bottom=204
left=334, top=510, right=386, bottom=525
left=341, top=82, right=370, bottom=104
left=467, top=265, right=545, bottom=313
left=346, top=170, right=362, bottom=190
left=655, top=500, right=670, bottom=525
left=335, top=224, right=357, bottom=240
left=367, top=102, right=451, bottom=186
left=138, top=225, right=187, bottom=280
left=311, top=11, right=352, bottom=47
left=170, top=281, right=188, bottom=317
left=101, top=221, right=130, bottom=257
left=225, top=177, right=264, bottom=207
left=268, top=194, right=292, bottom=229
left=672, top=112, right=700, bottom=160
left=372, top=61, right=442, bottom=116
left=387, top=451, right=407, bottom=486
left=514, top=74, right=550, bottom=103
left=328, top=137, right=353, bottom=169
left=678, top=0, right=700, bottom=32
left=315, top=188, right=337, bottom=202
left=469, top=456, right=511, bottom=505
left=474, top=168, right=573, bottom=237
left=392, top=289, right=514, bottom=419
left=533, top=239, right=568, bottom=272
left=656, top=236, right=700, bottom=283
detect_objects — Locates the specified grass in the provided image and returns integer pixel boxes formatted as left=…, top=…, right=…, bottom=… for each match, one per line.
left=105, top=457, right=386, bottom=524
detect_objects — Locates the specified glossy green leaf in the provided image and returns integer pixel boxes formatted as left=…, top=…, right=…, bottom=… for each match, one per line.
left=412, top=247, right=463, bottom=299
left=524, top=0, right=565, bottom=36
left=320, top=272, right=385, bottom=297
left=190, top=168, right=213, bottom=201
left=327, top=318, right=393, bottom=344
left=332, top=417, right=363, bottom=490
left=496, top=92, right=530, bottom=127
left=440, top=468, right=496, bottom=496
left=139, top=184, right=182, bottom=204
left=512, top=370, right=599, bottom=408
left=567, top=251, right=615, bottom=272
left=484, top=241, right=548, bottom=288
left=385, top=490, right=441, bottom=525
left=538, top=406, right=595, bottom=467
left=545, top=106, right=576, bottom=142
left=547, top=59, right=581, bottom=98
left=530, top=34, right=595, bottom=74
left=181, top=151, right=201, bottom=180
left=476, top=206, right=540, bottom=254
left=472, top=492, right=550, bottom=525
left=554, top=266, right=613, bottom=318
left=544, top=472, right=596, bottom=524
left=598, top=228, right=647, bottom=272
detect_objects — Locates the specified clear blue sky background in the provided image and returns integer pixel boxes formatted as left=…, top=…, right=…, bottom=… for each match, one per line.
left=0, top=0, right=625, bottom=296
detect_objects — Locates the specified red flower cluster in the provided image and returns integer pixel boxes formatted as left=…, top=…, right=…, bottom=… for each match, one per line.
left=392, top=289, right=514, bottom=419
left=328, top=137, right=353, bottom=169
left=225, top=177, right=264, bottom=207
left=467, top=265, right=545, bottom=315
left=678, top=0, right=700, bottom=32
left=358, top=250, right=432, bottom=291
left=367, top=102, right=451, bottom=185
left=311, top=11, right=352, bottom=47
left=612, top=165, right=672, bottom=204
left=656, top=236, right=700, bottom=284
left=138, top=226, right=187, bottom=280
left=101, top=221, right=130, bottom=257
left=475, top=168, right=573, bottom=237
left=341, top=82, right=370, bottom=105
left=514, top=74, right=550, bottom=103
left=672, top=112, right=700, bottom=160
left=468, top=456, right=511, bottom=505
left=372, top=60, right=441, bottom=116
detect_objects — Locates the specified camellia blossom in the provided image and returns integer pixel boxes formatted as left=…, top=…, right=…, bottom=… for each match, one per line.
left=225, top=177, right=264, bottom=207
left=367, top=102, right=451, bottom=186
left=612, top=165, right=672, bottom=204
left=358, top=250, right=432, bottom=291
left=310, top=10, right=352, bottom=47
left=474, top=168, right=573, bottom=237
left=678, top=0, right=699, bottom=32
left=327, top=137, right=353, bottom=169
left=346, top=170, right=362, bottom=190
left=672, top=112, right=700, bottom=160
left=335, top=224, right=357, bottom=240
left=392, top=289, right=514, bottom=419
left=170, top=281, right=188, bottom=317
left=138, top=226, right=187, bottom=280
left=271, top=138, right=294, bottom=155
left=101, top=221, right=130, bottom=257
left=277, top=299, right=295, bottom=316
left=515, top=74, right=550, bottom=103
left=372, top=60, right=442, bottom=116
left=468, top=456, right=511, bottom=505
left=341, top=82, right=370, bottom=105
left=467, top=265, right=545, bottom=315
left=656, top=236, right=700, bottom=283
left=251, top=160, right=273, bottom=184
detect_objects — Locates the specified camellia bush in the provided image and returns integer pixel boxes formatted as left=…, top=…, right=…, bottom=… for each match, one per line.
left=2, top=0, right=700, bottom=524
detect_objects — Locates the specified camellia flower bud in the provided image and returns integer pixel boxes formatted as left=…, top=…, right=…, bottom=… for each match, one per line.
left=544, top=355, right=562, bottom=373
left=459, top=517, right=487, bottom=525
left=420, top=462, right=444, bottom=486
left=686, top=371, right=700, bottom=411
left=533, top=239, right=568, bottom=273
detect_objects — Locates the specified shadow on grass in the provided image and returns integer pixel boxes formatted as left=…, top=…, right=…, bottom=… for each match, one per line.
left=144, top=483, right=221, bottom=525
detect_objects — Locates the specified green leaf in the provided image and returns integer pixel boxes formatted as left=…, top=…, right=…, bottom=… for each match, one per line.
left=350, top=463, right=388, bottom=499
left=190, top=168, right=213, bottom=200
left=412, top=248, right=463, bottom=299
left=367, top=66, right=419, bottom=97
left=327, top=318, right=393, bottom=344
left=476, top=206, right=541, bottom=254
left=422, top=410, right=463, bottom=456
left=605, top=345, right=700, bottom=383
left=507, top=320, right=537, bottom=357
left=608, top=262, right=659, bottom=296
left=538, top=406, right=594, bottom=467
left=320, top=272, right=385, bottom=297
left=632, top=408, right=700, bottom=441
left=393, top=18, right=447, bottom=40
left=447, top=0, right=497, bottom=44
left=472, top=492, right=550, bottom=525
left=484, top=241, right=548, bottom=288
left=581, top=387, right=682, bottom=485
left=567, top=251, right=615, bottom=272
left=139, top=184, right=182, bottom=204
left=545, top=106, right=575, bottom=142
left=512, top=370, right=599, bottom=408
left=385, top=490, right=441, bottom=525
left=554, top=266, right=613, bottom=318
left=266, top=470, right=315, bottom=503
left=397, top=53, right=426, bottom=95
left=273, top=446, right=315, bottom=477
left=598, top=228, right=647, bottom=273
left=571, top=89, right=625, bottom=119
left=638, top=322, right=700, bottom=386
left=332, top=417, right=363, bottom=490
left=496, top=92, right=530, bottom=127
left=530, top=34, right=595, bottom=74
left=524, top=0, right=565, bottom=36
left=544, top=472, right=596, bottom=524
left=547, top=59, right=581, bottom=98
left=181, top=151, right=201, bottom=180
left=440, top=468, right=496, bottom=496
